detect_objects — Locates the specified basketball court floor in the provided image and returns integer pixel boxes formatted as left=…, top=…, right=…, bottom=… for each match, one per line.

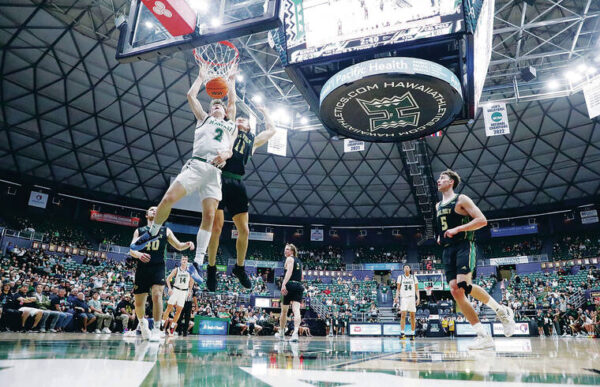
left=0, top=334, right=598, bottom=386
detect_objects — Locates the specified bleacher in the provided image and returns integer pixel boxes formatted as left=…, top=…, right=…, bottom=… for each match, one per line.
left=306, top=279, right=378, bottom=319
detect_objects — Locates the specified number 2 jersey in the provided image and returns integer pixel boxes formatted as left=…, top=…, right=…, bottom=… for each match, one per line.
left=397, top=274, right=418, bottom=298
left=136, top=225, right=168, bottom=266
left=192, top=116, right=237, bottom=162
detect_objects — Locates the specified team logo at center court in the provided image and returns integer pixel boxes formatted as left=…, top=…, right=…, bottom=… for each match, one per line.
left=356, top=93, right=421, bottom=133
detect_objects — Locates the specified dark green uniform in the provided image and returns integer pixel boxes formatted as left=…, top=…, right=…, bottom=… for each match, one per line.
left=218, top=130, right=255, bottom=216
left=282, top=256, right=304, bottom=305
left=133, top=225, right=168, bottom=294
left=436, top=194, right=477, bottom=282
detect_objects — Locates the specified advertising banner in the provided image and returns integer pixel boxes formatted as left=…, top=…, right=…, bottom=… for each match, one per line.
left=194, top=317, right=229, bottom=335
left=489, top=256, right=529, bottom=266
left=455, top=322, right=492, bottom=337
left=28, top=191, right=49, bottom=209
left=348, top=323, right=382, bottom=336
left=231, top=230, right=274, bottom=242
left=90, top=211, right=140, bottom=227
left=492, top=322, right=531, bottom=337
left=310, top=228, right=324, bottom=241
left=382, top=323, right=413, bottom=336
left=490, top=224, right=538, bottom=237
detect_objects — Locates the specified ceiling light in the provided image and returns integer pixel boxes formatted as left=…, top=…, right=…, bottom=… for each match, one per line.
left=586, top=67, right=597, bottom=75
left=211, top=18, right=221, bottom=27
left=236, top=74, right=244, bottom=82
left=189, top=0, right=208, bottom=13
left=252, top=95, right=263, bottom=103
left=564, top=71, right=582, bottom=82
left=595, top=54, right=600, bottom=63
left=275, top=109, right=289, bottom=123
left=547, top=79, right=560, bottom=89
left=577, top=64, right=588, bottom=72
left=300, top=117, right=308, bottom=125
left=145, top=21, right=154, bottom=29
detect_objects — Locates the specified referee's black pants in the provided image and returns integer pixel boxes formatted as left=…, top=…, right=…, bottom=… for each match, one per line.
left=177, top=301, right=193, bottom=335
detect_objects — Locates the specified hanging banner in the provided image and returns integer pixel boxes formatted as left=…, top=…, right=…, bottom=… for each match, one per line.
left=343, top=139, right=365, bottom=153
left=580, top=209, right=599, bottom=224
left=310, top=228, right=324, bottom=241
left=583, top=78, right=600, bottom=119
left=90, top=211, right=140, bottom=227
left=267, top=128, right=287, bottom=156
left=231, top=229, right=274, bottom=242
left=482, top=102, right=510, bottom=136
left=28, top=191, right=49, bottom=209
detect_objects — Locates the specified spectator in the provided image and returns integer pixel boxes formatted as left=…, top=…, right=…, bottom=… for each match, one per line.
left=115, top=294, right=136, bottom=333
left=89, top=292, right=113, bottom=334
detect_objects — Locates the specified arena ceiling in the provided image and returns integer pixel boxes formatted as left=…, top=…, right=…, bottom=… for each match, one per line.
left=1, top=0, right=600, bottom=222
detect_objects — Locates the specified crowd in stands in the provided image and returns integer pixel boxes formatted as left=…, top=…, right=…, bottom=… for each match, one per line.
left=354, top=246, right=406, bottom=264
left=553, top=233, right=600, bottom=260
left=483, top=236, right=543, bottom=258
left=298, top=246, right=344, bottom=270
left=502, top=268, right=600, bottom=337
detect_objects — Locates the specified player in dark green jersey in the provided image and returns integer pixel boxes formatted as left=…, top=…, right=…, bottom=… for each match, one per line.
left=204, top=104, right=276, bottom=291
left=128, top=206, right=195, bottom=341
left=436, top=169, right=515, bottom=350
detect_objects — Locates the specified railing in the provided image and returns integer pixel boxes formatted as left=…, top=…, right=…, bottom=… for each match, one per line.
left=3, top=228, right=45, bottom=241
left=568, top=289, right=585, bottom=309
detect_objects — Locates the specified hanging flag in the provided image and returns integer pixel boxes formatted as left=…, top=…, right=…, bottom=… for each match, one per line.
left=343, top=139, right=365, bottom=152
left=583, top=78, right=600, bottom=119
left=267, top=128, right=287, bottom=156
left=483, top=102, right=510, bottom=136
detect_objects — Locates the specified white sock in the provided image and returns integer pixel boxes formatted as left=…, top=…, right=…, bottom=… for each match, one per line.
left=195, top=229, right=211, bottom=263
left=486, top=297, right=501, bottom=313
left=149, top=223, right=161, bottom=236
left=473, top=322, right=487, bottom=336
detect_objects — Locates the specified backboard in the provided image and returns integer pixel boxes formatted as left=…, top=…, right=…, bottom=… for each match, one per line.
left=116, top=0, right=281, bottom=62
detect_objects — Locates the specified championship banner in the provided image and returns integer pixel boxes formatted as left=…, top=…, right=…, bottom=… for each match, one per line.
left=90, top=211, right=140, bottom=227
left=231, top=229, right=274, bottom=242
left=343, top=139, right=365, bottom=153
left=583, top=77, right=600, bottom=119
left=310, top=228, right=324, bottom=241
left=267, top=128, right=287, bottom=156
left=483, top=102, right=510, bottom=136
left=28, top=191, right=49, bottom=209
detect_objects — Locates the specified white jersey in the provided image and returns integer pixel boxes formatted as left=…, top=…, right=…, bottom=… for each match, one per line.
left=398, top=274, right=418, bottom=299
left=174, top=267, right=191, bottom=290
left=192, top=116, right=237, bottom=161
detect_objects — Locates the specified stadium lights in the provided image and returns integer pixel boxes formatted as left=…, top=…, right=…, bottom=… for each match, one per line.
left=275, top=109, right=290, bottom=123
left=300, top=117, right=308, bottom=125
left=547, top=79, right=560, bottom=89
left=252, top=95, right=263, bottom=103
left=587, top=67, right=597, bottom=75
left=189, top=0, right=208, bottom=13
left=595, top=54, right=600, bottom=63
left=145, top=21, right=154, bottom=29
left=211, top=18, right=222, bottom=27
left=236, top=74, right=244, bottom=82
left=577, top=64, right=588, bottom=73
left=564, top=70, right=582, bottom=82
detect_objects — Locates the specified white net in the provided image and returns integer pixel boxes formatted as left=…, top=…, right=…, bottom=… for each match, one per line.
left=193, top=41, right=239, bottom=80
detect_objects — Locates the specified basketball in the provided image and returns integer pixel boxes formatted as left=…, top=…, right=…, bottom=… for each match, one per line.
left=206, top=77, right=228, bottom=99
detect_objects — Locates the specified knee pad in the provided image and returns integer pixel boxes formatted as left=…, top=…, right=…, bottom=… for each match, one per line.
left=457, top=281, right=473, bottom=295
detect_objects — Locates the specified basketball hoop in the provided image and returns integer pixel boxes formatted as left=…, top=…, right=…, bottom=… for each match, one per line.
left=193, top=41, right=240, bottom=80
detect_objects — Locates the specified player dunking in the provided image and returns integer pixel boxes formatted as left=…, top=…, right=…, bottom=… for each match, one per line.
left=395, top=264, right=419, bottom=340
left=205, top=105, right=277, bottom=291
left=436, top=169, right=515, bottom=350
left=161, top=256, right=194, bottom=336
left=129, top=206, right=195, bottom=341
left=276, top=244, right=304, bottom=342
left=131, top=66, right=238, bottom=283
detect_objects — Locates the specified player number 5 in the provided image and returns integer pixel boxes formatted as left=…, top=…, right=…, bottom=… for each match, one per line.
left=440, top=216, right=448, bottom=231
